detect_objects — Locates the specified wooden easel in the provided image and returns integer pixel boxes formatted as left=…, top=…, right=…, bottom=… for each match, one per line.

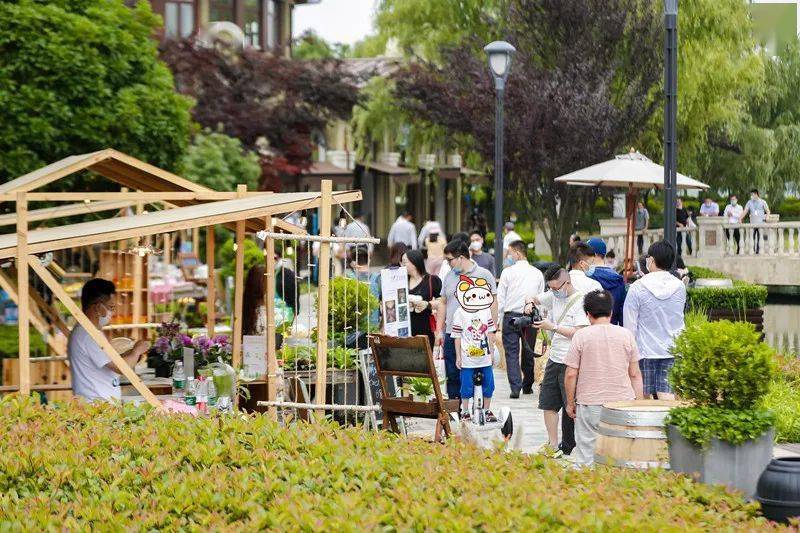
left=369, top=334, right=460, bottom=441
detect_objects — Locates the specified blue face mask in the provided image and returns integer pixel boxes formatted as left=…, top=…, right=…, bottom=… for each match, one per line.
left=586, top=266, right=596, bottom=277
left=504, top=257, right=515, bottom=267
left=552, top=288, right=568, bottom=299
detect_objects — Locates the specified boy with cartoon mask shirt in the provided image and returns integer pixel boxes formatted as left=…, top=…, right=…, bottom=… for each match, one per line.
left=451, top=275, right=498, bottom=422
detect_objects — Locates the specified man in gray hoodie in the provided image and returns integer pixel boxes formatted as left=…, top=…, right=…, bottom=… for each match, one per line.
left=623, top=240, right=685, bottom=400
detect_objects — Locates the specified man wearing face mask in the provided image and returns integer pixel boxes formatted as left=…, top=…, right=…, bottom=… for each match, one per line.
left=567, top=245, right=603, bottom=294
left=572, top=240, right=626, bottom=325
left=469, top=231, right=496, bottom=277
left=525, top=266, right=590, bottom=457
left=68, top=278, right=150, bottom=401
left=497, top=240, right=544, bottom=398
left=623, top=241, right=685, bottom=400
left=740, top=189, right=771, bottom=254
left=435, top=240, right=497, bottom=400
left=723, top=194, right=743, bottom=255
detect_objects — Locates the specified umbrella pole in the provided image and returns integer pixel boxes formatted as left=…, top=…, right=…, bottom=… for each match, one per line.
left=624, top=188, right=636, bottom=282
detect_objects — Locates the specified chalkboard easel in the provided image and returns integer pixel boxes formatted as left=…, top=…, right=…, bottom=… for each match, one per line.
left=359, top=348, right=401, bottom=431
left=368, top=334, right=459, bottom=440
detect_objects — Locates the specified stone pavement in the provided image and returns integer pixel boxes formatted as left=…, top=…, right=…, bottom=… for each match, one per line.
left=407, top=367, right=551, bottom=454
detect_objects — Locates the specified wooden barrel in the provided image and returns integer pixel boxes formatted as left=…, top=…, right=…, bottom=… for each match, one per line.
left=594, top=400, right=681, bottom=469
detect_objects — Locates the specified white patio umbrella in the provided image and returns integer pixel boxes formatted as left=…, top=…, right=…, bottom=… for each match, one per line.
left=554, top=149, right=709, bottom=279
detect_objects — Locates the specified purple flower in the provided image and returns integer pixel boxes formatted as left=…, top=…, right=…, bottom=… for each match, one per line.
left=154, top=336, right=171, bottom=355
left=180, top=334, right=193, bottom=347
left=212, top=335, right=229, bottom=346
left=192, top=335, right=212, bottom=354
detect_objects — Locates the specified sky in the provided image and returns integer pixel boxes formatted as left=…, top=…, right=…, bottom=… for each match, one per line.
left=292, top=0, right=379, bottom=46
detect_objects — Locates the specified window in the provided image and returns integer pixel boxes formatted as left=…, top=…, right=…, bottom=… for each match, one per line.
left=210, top=0, right=234, bottom=21
left=243, top=0, right=262, bottom=49
left=164, top=1, right=195, bottom=39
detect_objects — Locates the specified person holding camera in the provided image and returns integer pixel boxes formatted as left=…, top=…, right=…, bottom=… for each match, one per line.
left=497, top=240, right=544, bottom=398
left=525, top=266, right=589, bottom=458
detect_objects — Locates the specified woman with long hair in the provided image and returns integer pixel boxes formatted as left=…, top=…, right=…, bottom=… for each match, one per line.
left=403, top=249, right=442, bottom=348
left=242, top=265, right=266, bottom=337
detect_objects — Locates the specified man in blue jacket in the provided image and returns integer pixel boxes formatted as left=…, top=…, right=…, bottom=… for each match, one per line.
left=571, top=239, right=626, bottom=326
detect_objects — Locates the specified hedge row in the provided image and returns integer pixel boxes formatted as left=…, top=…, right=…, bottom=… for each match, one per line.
left=688, top=266, right=768, bottom=311
left=0, top=396, right=786, bottom=530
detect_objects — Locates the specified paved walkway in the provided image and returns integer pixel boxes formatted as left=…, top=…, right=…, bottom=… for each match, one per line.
left=407, top=367, right=550, bottom=453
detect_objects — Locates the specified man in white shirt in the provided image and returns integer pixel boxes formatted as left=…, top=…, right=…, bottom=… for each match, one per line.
left=740, top=188, right=771, bottom=254
left=502, top=222, right=522, bottom=260
left=497, top=240, right=545, bottom=398
left=723, top=194, right=743, bottom=254
left=699, top=197, right=719, bottom=217
left=623, top=241, right=685, bottom=400
left=387, top=210, right=418, bottom=250
left=526, top=266, right=589, bottom=457
left=68, top=278, right=150, bottom=401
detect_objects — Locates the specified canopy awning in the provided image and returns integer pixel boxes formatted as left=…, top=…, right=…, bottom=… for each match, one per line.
left=357, top=160, right=419, bottom=185
left=0, top=190, right=361, bottom=259
left=553, top=150, right=709, bottom=190
left=299, top=162, right=354, bottom=187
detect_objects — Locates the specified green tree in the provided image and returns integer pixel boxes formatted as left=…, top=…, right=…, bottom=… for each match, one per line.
left=293, top=30, right=352, bottom=60
left=0, top=0, right=192, bottom=182
left=180, top=130, right=261, bottom=191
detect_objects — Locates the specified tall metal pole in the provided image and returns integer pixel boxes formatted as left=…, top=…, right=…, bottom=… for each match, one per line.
left=493, top=86, right=505, bottom=275
left=663, top=1, right=678, bottom=257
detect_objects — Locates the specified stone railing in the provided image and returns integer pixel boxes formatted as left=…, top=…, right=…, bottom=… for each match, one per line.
left=602, top=226, right=699, bottom=261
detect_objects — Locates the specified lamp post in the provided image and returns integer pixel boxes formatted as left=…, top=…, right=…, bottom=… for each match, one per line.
left=484, top=40, right=516, bottom=274
left=663, top=0, right=678, bottom=258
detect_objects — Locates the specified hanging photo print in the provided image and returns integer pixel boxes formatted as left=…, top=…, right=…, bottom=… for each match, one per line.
left=380, top=267, right=411, bottom=337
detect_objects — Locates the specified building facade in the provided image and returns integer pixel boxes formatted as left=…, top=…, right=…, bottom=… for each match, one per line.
left=144, top=0, right=307, bottom=56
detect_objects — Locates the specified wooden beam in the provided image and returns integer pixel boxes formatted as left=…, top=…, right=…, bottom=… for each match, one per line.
left=206, top=225, right=216, bottom=337
left=132, top=202, right=144, bottom=336
left=29, top=260, right=162, bottom=409
left=0, top=191, right=364, bottom=259
left=315, top=180, right=333, bottom=406
left=1, top=191, right=286, bottom=202
left=232, top=185, right=247, bottom=378
left=264, top=216, right=277, bottom=419
left=163, top=233, right=172, bottom=268
left=17, top=193, right=30, bottom=395
left=192, top=227, right=200, bottom=255
left=0, top=200, right=137, bottom=227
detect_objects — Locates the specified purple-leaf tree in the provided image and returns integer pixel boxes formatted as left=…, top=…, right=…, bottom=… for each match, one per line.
left=391, top=0, right=662, bottom=261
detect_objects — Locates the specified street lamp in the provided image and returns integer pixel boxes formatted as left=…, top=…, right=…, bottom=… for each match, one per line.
left=484, top=40, right=516, bottom=274
left=663, top=0, right=678, bottom=260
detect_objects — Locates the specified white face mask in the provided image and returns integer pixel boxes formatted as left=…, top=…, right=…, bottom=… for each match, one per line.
left=98, top=303, right=113, bottom=327
left=469, top=241, right=482, bottom=252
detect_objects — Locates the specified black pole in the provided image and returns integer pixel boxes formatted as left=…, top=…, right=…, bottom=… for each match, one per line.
left=663, top=4, right=678, bottom=258
left=493, top=86, right=505, bottom=275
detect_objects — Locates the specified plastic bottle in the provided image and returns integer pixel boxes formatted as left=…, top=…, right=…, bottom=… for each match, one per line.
left=184, top=377, right=197, bottom=406
left=196, top=376, right=208, bottom=411
left=172, top=361, right=186, bottom=397
left=207, top=377, right=217, bottom=407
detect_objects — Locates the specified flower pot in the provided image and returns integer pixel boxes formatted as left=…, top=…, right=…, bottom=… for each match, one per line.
left=666, top=425, right=774, bottom=497
left=756, top=457, right=800, bottom=523
left=412, top=394, right=432, bottom=403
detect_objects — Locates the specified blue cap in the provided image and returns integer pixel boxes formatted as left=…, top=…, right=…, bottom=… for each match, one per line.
left=586, top=237, right=607, bottom=256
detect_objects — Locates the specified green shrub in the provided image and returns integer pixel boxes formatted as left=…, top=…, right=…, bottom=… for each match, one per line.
left=218, top=237, right=264, bottom=281
left=666, top=407, right=775, bottom=447
left=0, top=325, right=47, bottom=359
left=688, top=266, right=728, bottom=280
left=688, top=284, right=768, bottom=312
left=776, top=197, right=800, bottom=218
left=319, top=277, right=379, bottom=334
left=670, top=320, right=775, bottom=409
left=760, top=379, right=800, bottom=443
left=0, top=396, right=779, bottom=530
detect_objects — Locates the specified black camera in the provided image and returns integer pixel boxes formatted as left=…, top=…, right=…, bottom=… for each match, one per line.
left=509, top=305, right=542, bottom=329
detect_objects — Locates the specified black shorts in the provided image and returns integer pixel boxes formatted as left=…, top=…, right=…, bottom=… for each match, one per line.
left=538, top=359, right=567, bottom=411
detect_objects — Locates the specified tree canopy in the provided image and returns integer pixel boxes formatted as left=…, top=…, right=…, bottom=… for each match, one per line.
left=179, top=129, right=262, bottom=192
left=0, top=0, right=192, bottom=183
left=162, top=40, right=362, bottom=189
left=391, top=0, right=662, bottom=260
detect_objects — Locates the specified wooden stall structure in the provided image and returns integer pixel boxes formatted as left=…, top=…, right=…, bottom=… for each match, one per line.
left=0, top=149, right=361, bottom=408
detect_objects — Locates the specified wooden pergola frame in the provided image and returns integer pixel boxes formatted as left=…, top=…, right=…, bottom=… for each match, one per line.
left=1, top=150, right=361, bottom=410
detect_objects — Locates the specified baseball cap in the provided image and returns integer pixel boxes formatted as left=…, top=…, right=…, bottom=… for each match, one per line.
left=586, top=237, right=607, bottom=257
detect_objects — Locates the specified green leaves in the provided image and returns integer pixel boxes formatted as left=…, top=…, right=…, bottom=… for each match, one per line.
left=670, top=319, right=775, bottom=409
left=0, top=395, right=778, bottom=529
left=320, top=277, right=380, bottom=334
left=666, top=407, right=774, bottom=448
left=0, top=0, right=192, bottom=180
left=688, top=284, right=769, bottom=312
left=179, top=129, right=262, bottom=192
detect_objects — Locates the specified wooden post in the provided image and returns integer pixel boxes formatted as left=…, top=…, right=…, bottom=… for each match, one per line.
left=132, top=202, right=144, bottom=337
left=315, top=180, right=333, bottom=406
left=206, top=225, right=216, bottom=337
left=192, top=227, right=200, bottom=255
left=163, top=233, right=172, bottom=267
left=264, top=216, right=278, bottom=419
left=623, top=187, right=637, bottom=282
left=231, top=185, right=247, bottom=374
left=30, top=261, right=163, bottom=409
left=117, top=188, right=129, bottom=251
left=16, top=192, right=30, bottom=395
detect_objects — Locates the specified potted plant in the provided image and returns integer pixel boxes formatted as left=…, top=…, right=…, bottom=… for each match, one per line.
left=148, top=321, right=193, bottom=377
left=665, top=317, right=776, bottom=497
left=407, top=378, right=434, bottom=403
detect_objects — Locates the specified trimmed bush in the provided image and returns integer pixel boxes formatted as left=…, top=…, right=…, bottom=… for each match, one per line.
left=668, top=320, right=776, bottom=448
left=687, top=266, right=768, bottom=312
left=0, top=396, right=782, bottom=530
left=670, top=320, right=775, bottom=409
